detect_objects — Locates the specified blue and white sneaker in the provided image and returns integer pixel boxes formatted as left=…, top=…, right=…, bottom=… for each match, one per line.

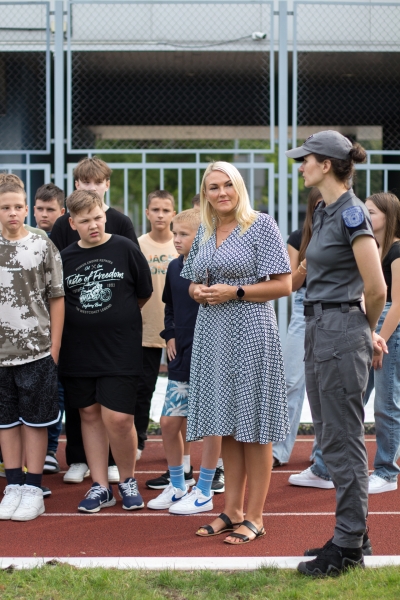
left=118, top=478, right=144, bottom=510
left=78, top=483, right=116, bottom=513
left=147, top=483, right=188, bottom=510
left=169, top=485, right=213, bottom=515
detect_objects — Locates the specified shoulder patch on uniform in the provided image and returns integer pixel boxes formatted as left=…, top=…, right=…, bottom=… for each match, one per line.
left=342, top=206, right=365, bottom=228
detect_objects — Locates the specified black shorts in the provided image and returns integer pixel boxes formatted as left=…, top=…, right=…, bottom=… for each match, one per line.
left=62, top=375, right=138, bottom=415
left=0, top=355, right=60, bottom=429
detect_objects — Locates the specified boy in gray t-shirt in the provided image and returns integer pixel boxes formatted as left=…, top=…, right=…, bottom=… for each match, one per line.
left=0, top=182, right=64, bottom=522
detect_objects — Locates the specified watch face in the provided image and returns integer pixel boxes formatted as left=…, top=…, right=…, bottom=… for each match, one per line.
left=237, top=286, right=245, bottom=298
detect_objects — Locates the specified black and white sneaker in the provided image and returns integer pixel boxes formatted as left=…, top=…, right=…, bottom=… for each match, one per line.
left=211, top=466, right=225, bottom=493
left=43, top=451, right=60, bottom=474
left=304, top=532, right=372, bottom=557
left=146, top=467, right=196, bottom=490
left=298, top=540, right=364, bottom=577
left=41, top=486, right=51, bottom=498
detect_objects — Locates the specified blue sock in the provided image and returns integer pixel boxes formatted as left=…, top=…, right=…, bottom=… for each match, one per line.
left=169, top=464, right=186, bottom=492
left=196, top=466, right=215, bottom=497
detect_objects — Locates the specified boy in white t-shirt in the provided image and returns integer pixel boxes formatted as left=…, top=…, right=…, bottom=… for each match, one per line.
left=136, top=191, right=177, bottom=459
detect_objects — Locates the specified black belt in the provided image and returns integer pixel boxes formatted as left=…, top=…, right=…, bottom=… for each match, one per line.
left=304, top=302, right=361, bottom=316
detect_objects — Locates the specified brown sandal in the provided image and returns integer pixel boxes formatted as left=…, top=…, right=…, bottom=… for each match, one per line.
left=196, top=512, right=242, bottom=537
left=223, top=519, right=266, bottom=545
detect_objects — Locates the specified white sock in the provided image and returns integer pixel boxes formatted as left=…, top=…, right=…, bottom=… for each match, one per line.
left=216, top=458, right=223, bottom=469
left=183, top=455, right=191, bottom=473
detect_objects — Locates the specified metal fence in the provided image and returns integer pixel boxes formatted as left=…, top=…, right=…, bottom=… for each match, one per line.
left=67, top=0, right=275, bottom=152
left=0, top=2, right=50, bottom=153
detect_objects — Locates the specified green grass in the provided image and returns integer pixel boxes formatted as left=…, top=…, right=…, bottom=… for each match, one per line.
left=1, top=564, right=400, bottom=600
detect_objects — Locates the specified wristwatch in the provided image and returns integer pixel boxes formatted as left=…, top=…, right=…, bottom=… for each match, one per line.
left=236, top=286, right=245, bottom=300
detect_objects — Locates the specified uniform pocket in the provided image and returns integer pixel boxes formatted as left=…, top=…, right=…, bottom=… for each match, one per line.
left=315, top=334, right=371, bottom=393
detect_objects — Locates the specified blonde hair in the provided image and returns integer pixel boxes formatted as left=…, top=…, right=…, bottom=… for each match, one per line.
left=66, top=190, right=103, bottom=216
left=0, top=173, right=25, bottom=189
left=200, top=162, right=257, bottom=241
left=172, top=208, right=201, bottom=231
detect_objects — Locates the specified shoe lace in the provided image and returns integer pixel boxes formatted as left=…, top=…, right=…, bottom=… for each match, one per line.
left=119, top=480, right=139, bottom=497
left=2, top=485, right=20, bottom=504
left=214, top=467, right=224, bottom=478
left=19, top=486, right=40, bottom=507
left=70, top=463, right=87, bottom=472
left=310, top=541, right=341, bottom=567
left=85, top=486, right=107, bottom=500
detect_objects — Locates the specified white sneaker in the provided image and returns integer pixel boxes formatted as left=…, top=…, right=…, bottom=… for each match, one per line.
left=136, top=449, right=142, bottom=461
left=288, top=467, right=334, bottom=489
left=147, top=483, right=188, bottom=510
left=169, top=486, right=213, bottom=515
left=368, top=472, right=398, bottom=494
left=108, top=465, right=120, bottom=483
left=0, top=484, right=22, bottom=520
left=63, top=463, right=90, bottom=483
left=11, top=485, right=45, bottom=521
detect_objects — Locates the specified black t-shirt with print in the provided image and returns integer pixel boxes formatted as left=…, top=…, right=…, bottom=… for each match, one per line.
left=59, top=235, right=152, bottom=377
left=51, top=207, right=138, bottom=252
left=382, top=241, right=400, bottom=303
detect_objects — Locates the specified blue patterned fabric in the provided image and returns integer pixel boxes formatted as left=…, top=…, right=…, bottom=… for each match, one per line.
left=161, top=379, right=189, bottom=417
left=181, top=213, right=291, bottom=444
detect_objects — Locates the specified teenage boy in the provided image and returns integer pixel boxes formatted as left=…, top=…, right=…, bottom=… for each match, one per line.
left=34, top=183, right=65, bottom=235
left=0, top=182, right=64, bottom=521
left=147, top=209, right=199, bottom=510
left=136, top=190, right=177, bottom=460
left=51, top=157, right=139, bottom=485
left=58, top=190, right=152, bottom=513
left=34, top=183, right=66, bottom=475
left=0, top=174, right=47, bottom=240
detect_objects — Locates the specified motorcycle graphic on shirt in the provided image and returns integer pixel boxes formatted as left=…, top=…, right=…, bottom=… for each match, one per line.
left=79, top=281, right=112, bottom=305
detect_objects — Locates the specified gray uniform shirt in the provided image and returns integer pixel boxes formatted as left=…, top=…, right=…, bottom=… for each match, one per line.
left=305, top=189, right=374, bottom=304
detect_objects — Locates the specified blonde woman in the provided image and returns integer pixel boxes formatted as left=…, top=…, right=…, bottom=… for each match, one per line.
left=180, top=162, right=291, bottom=544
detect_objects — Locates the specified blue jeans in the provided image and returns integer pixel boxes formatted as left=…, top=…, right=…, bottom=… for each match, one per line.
left=273, top=288, right=306, bottom=463
left=47, top=380, right=65, bottom=454
left=365, top=303, right=400, bottom=482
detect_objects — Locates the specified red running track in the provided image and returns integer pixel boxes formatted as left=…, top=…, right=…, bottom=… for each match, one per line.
left=1, top=436, right=399, bottom=558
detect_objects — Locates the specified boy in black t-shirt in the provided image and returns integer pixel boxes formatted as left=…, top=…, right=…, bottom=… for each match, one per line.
left=51, top=157, right=138, bottom=485
left=59, top=190, right=152, bottom=513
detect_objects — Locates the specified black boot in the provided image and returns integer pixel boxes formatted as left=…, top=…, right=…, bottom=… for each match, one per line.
left=304, top=531, right=372, bottom=557
left=298, top=540, right=364, bottom=577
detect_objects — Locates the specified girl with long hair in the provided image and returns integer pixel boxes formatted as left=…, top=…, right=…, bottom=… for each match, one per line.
left=273, top=188, right=323, bottom=467
left=365, top=192, right=400, bottom=494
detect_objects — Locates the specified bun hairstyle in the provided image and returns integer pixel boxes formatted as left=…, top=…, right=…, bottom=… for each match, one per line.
left=314, top=141, right=367, bottom=189
left=367, top=192, right=400, bottom=262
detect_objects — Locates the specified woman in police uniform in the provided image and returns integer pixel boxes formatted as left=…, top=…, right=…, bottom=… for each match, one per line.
left=286, top=131, right=387, bottom=577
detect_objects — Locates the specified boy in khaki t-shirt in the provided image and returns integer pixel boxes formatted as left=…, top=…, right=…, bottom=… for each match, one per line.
left=136, top=190, right=177, bottom=458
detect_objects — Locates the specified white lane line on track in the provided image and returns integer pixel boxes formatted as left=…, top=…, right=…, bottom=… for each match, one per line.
left=0, top=556, right=398, bottom=570
left=42, top=511, right=400, bottom=517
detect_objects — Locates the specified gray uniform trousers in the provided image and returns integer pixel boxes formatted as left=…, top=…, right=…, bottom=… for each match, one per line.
left=304, top=304, right=372, bottom=548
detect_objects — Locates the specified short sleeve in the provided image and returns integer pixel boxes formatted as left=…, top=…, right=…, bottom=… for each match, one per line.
left=180, top=225, right=203, bottom=282
left=341, top=204, right=374, bottom=245
left=45, top=240, right=65, bottom=298
left=254, top=214, right=291, bottom=279
left=120, top=216, right=139, bottom=246
left=287, top=229, right=302, bottom=250
left=129, top=242, right=153, bottom=298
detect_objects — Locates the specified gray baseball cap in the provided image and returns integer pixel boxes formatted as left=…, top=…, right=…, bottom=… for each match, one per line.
left=286, top=130, right=353, bottom=160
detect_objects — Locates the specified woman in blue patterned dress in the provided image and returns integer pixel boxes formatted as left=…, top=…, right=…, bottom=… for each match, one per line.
left=181, top=161, right=291, bottom=544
